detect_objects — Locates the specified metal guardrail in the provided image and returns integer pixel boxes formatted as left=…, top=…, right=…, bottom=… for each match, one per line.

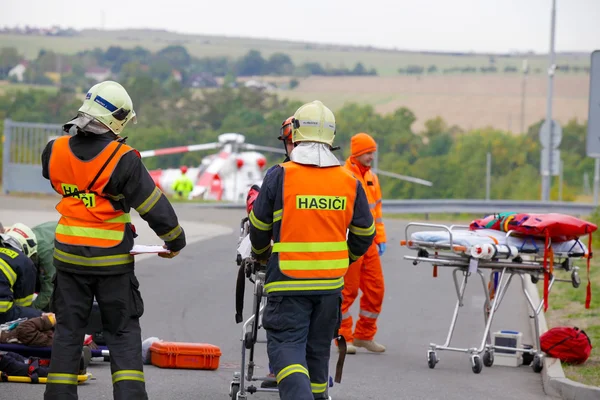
left=193, top=199, right=598, bottom=216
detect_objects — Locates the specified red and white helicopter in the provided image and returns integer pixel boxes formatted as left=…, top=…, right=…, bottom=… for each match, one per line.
left=140, top=133, right=287, bottom=202
left=139, top=132, right=433, bottom=203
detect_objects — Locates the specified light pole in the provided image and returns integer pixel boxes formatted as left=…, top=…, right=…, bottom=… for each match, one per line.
left=520, top=59, right=529, bottom=134
left=541, top=0, right=557, bottom=202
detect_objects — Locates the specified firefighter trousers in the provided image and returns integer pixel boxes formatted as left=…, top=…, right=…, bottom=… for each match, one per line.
left=44, top=270, right=147, bottom=400
left=340, top=243, right=384, bottom=342
left=262, top=293, right=341, bottom=400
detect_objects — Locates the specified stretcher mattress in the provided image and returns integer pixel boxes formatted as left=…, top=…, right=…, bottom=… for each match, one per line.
left=0, top=343, right=109, bottom=358
left=410, top=228, right=588, bottom=255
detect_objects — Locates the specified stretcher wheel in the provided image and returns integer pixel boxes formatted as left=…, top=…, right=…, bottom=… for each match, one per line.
left=230, top=382, right=240, bottom=399
left=530, top=274, right=539, bottom=284
left=427, top=351, right=438, bottom=369
left=471, top=355, right=483, bottom=374
left=571, top=271, right=581, bottom=288
left=532, top=355, right=544, bottom=373
left=244, top=331, right=254, bottom=349
left=483, top=350, right=494, bottom=367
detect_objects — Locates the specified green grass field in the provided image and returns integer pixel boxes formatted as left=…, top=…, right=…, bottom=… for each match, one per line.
left=0, top=29, right=591, bottom=77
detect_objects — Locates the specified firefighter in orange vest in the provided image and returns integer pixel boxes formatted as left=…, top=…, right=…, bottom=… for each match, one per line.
left=339, top=132, right=387, bottom=354
left=249, top=101, right=375, bottom=400
left=41, top=80, right=186, bottom=400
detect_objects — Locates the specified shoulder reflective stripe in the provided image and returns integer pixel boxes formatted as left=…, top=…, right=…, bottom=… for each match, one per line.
left=276, top=364, right=309, bottom=384
left=311, top=382, right=327, bottom=394
left=15, top=294, right=34, bottom=307
left=251, top=243, right=271, bottom=255
left=112, top=370, right=145, bottom=384
left=0, top=300, right=13, bottom=313
left=265, top=278, right=344, bottom=293
left=349, top=223, right=375, bottom=236
left=279, top=259, right=347, bottom=271
left=56, top=225, right=124, bottom=241
left=272, top=241, right=347, bottom=253
left=159, top=225, right=183, bottom=242
left=47, top=373, right=78, bottom=385
left=0, top=259, right=17, bottom=287
left=249, top=210, right=272, bottom=231
left=375, top=218, right=383, bottom=224
left=273, top=209, right=282, bottom=222
left=135, top=187, right=162, bottom=216
left=369, top=202, right=376, bottom=209
left=54, top=249, right=133, bottom=267
left=106, top=213, right=131, bottom=223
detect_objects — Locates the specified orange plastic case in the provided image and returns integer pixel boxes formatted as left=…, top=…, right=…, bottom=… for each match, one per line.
left=149, top=341, right=222, bottom=370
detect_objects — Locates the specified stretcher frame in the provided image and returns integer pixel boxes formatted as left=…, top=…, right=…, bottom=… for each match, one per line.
left=402, top=222, right=583, bottom=374
left=230, top=217, right=278, bottom=400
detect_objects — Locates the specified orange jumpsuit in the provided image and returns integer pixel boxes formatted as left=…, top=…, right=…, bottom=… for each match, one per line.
left=340, top=156, right=386, bottom=342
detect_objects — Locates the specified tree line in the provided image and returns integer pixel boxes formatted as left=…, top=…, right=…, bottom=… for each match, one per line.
left=0, top=77, right=591, bottom=202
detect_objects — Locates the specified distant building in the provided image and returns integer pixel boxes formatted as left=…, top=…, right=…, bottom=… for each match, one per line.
left=85, top=67, right=112, bottom=82
left=8, top=62, right=27, bottom=82
left=187, top=73, right=218, bottom=88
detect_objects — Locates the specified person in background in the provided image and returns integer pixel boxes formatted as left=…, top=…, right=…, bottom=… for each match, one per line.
left=172, top=166, right=194, bottom=200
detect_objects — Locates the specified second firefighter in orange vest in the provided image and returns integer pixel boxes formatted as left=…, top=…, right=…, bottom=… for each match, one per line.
left=340, top=132, right=387, bottom=354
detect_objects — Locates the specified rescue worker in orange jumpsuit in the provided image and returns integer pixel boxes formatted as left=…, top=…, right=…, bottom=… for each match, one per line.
left=339, top=132, right=387, bottom=354
left=41, top=80, right=186, bottom=400
left=249, top=101, right=375, bottom=400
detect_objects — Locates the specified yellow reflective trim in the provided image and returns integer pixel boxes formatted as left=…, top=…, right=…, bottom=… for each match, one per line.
left=279, top=259, right=348, bottom=271
left=0, top=248, right=19, bottom=259
left=273, top=209, right=282, bottom=223
left=276, top=364, right=309, bottom=384
left=56, top=224, right=124, bottom=241
left=106, top=213, right=131, bottom=223
left=136, top=187, right=162, bottom=216
left=252, top=243, right=271, bottom=255
left=112, top=369, right=145, bottom=384
left=311, top=382, right=327, bottom=393
left=249, top=210, right=272, bottom=231
left=0, top=259, right=17, bottom=287
left=272, top=241, right=347, bottom=253
left=0, top=300, right=13, bottom=312
left=15, top=294, right=34, bottom=307
left=265, top=278, right=344, bottom=293
left=159, top=225, right=182, bottom=242
left=54, top=249, right=133, bottom=267
left=349, top=250, right=360, bottom=261
left=47, top=373, right=78, bottom=385
left=349, top=222, right=375, bottom=236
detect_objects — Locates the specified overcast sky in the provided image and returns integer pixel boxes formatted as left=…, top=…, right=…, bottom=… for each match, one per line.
left=2, top=0, right=599, bottom=53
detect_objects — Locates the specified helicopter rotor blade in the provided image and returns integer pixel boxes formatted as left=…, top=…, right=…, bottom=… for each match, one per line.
left=240, top=143, right=287, bottom=154
left=139, top=142, right=221, bottom=158
left=374, top=169, right=433, bottom=187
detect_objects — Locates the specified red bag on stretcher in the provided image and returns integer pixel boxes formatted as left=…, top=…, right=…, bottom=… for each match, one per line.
left=470, top=212, right=597, bottom=311
left=470, top=212, right=597, bottom=242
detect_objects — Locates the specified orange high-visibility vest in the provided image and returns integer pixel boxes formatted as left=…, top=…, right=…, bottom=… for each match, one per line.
left=48, top=136, right=134, bottom=248
left=344, top=158, right=387, bottom=244
left=274, top=162, right=358, bottom=280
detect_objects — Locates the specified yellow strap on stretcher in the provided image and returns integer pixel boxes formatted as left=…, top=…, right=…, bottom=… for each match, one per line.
left=2, top=373, right=91, bottom=384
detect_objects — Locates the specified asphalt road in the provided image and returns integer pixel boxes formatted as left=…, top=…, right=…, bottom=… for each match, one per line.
left=0, top=198, right=552, bottom=399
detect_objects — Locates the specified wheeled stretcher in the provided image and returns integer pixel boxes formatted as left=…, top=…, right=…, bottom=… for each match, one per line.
left=230, top=216, right=278, bottom=400
left=401, top=222, right=588, bottom=374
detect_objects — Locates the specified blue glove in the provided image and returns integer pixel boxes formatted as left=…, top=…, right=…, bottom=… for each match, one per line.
left=378, top=242, right=386, bottom=256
